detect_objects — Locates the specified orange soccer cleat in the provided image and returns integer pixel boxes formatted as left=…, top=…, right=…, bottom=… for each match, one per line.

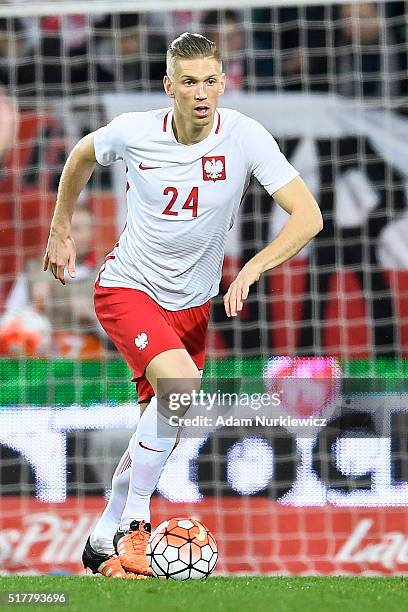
left=82, top=536, right=148, bottom=579
left=113, top=520, right=153, bottom=576
left=97, top=556, right=148, bottom=579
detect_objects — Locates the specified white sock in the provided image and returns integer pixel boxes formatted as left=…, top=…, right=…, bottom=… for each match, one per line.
left=89, top=433, right=136, bottom=555
left=120, top=396, right=178, bottom=529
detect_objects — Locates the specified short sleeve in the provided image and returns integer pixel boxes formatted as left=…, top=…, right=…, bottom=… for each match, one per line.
left=93, top=115, right=127, bottom=166
left=243, top=117, right=299, bottom=195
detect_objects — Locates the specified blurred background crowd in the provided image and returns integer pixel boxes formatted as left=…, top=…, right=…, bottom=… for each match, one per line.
left=0, top=4, right=406, bottom=100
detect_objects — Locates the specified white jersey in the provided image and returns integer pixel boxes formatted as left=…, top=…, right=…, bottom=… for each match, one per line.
left=94, top=107, right=298, bottom=310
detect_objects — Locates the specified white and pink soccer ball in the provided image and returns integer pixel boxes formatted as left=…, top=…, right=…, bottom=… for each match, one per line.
left=147, top=518, right=218, bottom=580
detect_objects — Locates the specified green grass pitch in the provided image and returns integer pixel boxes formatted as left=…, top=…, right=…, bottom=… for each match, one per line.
left=0, top=576, right=407, bottom=612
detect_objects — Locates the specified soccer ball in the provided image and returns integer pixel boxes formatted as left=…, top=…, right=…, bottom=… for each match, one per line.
left=147, top=517, right=218, bottom=580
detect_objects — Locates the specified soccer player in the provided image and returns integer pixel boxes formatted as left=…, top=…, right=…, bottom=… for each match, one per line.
left=44, top=33, right=322, bottom=578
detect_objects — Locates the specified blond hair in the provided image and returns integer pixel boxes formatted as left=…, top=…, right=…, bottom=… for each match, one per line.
left=166, top=32, right=221, bottom=76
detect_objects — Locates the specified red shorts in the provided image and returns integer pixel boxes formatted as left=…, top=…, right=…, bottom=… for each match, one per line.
left=94, top=284, right=210, bottom=403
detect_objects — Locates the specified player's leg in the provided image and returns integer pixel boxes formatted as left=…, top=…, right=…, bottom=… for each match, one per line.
left=113, top=348, right=201, bottom=575
left=82, top=425, right=148, bottom=578
left=83, top=400, right=153, bottom=577
left=89, top=432, right=136, bottom=555
left=87, top=399, right=150, bottom=557
left=85, top=286, right=202, bottom=575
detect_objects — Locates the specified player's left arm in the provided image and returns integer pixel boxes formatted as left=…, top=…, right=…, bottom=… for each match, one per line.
left=224, top=176, right=322, bottom=317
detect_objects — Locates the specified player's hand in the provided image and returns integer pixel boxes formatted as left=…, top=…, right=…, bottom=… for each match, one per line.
left=43, top=231, right=76, bottom=285
left=224, top=261, right=263, bottom=318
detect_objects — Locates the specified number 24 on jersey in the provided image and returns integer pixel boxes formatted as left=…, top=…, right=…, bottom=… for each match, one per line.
left=162, top=187, right=198, bottom=218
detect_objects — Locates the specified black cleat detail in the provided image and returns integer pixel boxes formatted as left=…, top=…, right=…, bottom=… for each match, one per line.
left=82, top=536, right=113, bottom=574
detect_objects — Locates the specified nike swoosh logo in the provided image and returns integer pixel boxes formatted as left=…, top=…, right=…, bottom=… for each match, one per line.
left=139, top=441, right=166, bottom=452
left=193, top=520, right=207, bottom=542
left=139, top=163, right=159, bottom=170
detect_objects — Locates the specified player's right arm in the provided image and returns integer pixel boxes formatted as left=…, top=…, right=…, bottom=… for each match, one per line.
left=43, top=133, right=96, bottom=284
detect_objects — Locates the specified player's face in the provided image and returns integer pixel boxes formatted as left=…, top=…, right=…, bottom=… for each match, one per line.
left=163, top=57, right=225, bottom=129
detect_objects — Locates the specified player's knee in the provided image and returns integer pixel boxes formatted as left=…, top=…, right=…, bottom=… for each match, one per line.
left=146, top=349, right=199, bottom=387
left=145, top=350, right=202, bottom=417
left=158, top=374, right=201, bottom=418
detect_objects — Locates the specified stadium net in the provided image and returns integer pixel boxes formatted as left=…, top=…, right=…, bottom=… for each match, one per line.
left=0, top=0, right=408, bottom=576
